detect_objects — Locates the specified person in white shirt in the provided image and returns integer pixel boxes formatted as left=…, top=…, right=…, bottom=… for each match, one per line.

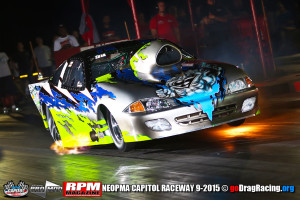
left=34, top=37, right=54, bottom=77
left=53, top=24, right=79, bottom=51
left=0, top=51, right=19, bottom=113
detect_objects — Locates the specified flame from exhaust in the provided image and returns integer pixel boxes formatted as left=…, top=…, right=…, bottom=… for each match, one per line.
left=217, top=125, right=268, bottom=152
left=218, top=125, right=268, bottom=138
left=223, top=126, right=255, bottom=137
left=50, top=141, right=90, bottom=155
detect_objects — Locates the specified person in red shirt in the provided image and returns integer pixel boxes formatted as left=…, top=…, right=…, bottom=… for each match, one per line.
left=149, top=1, right=180, bottom=44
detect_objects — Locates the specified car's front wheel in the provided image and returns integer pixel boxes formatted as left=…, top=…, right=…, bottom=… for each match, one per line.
left=106, top=110, right=134, bottom=152
left=46, top=106, right=62, bottom=146
left=228, top=119, right=245, bottom=127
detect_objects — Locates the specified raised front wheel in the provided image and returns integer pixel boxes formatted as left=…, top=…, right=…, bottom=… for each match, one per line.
left=106, top=110, right=135, bottom=152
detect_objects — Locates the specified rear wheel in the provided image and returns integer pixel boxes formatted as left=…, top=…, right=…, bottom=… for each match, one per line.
left=46, top=106, right=62, bottom=146
left=106, top=110, right=134, bottom=152
left=228, top=119, right=245, bottom=127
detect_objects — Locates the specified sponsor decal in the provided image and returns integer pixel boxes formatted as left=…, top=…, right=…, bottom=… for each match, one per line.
left=63, top=182, right=101, bottom=197
left=3, top=180, right=29, bottom=197
left=30, top=180, right=62, bottom=198
left=39, top=84, right=116, bottom=113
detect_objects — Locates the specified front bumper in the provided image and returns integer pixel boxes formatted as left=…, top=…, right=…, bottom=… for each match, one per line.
left=123, top=87, right=259, bottom=142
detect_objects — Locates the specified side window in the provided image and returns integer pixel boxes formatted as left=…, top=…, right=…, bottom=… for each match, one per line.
left=50, top=61, right=67, bottom=86
left=156, top=45, right=182, bottom=66
left=62, top=60, right=85, bottom=91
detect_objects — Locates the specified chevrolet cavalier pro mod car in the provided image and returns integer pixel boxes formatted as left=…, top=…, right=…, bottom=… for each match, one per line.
left=29, top=39, right=260, bottom=151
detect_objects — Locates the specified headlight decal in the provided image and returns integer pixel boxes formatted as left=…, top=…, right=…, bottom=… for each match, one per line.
left=228, top=76, right=253, bottom=94
left=141, top=98, right=177, bottom=112
left=228, top=79, right=246, bottom=93
left=125, top=98, right=178, bottom=113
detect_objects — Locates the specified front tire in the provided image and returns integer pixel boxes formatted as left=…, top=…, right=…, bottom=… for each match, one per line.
left=228, top=119, right=245, bottom=127
left=46, top=106, right=62, bottom=146
left=106, top=110, right=134, bottom=152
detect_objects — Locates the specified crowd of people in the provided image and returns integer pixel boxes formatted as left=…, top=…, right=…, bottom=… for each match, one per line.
left=1, top=0, right=299, bottom=114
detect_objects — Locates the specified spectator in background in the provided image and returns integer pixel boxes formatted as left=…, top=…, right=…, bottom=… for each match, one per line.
left=0, top=51, right=19, bottom=113
left=54, top=24, right=79, bottom=51
left=100, top=15, right=121, bottom=42
left=51, top=34, right=59, bottom=52
left=201, top=0, right=229, bottom=25
left=177, top=8, right=196, bottom=54
left=12, top=42, right=33, bottom=96
left=194, top=3, right=205, bottom=25
left=168, top=5, right=178, bottom=19
left=276, top=1, right=295, bottom=30
left=293, top=1, right=300, bottom=29
left=8, top=56, right=25, bottom=100
left=177, top=9, right=189, bottom=30
left=227, top=0, right=252, bottom=65
left=13, top=42, right=33, bottom=77
left=149, top=0, right=180, bottom=44
left=194, top=3, right=206, bottom=42
left=275, top=1, right=297, bottom=55
left=138, top=13, right=151, bottom=39
left=34, top=37, right=54, bottom=77
left=230, top=0, right=250, bottom=18
left=200, top=0, right=231, bottom=61
left=72, top=30, right=87, bottom=46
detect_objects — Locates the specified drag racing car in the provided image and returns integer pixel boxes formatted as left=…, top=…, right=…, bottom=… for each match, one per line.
left=29, top=39, right=259, bottom=151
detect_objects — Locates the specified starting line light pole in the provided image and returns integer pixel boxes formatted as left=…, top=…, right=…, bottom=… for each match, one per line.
left=129, top=0, right=141, bottom=39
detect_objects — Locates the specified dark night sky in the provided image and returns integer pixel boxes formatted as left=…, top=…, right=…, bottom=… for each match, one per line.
left=0, top=0, right=159, bottom=56
left=1, top=0, right=296, bottom=57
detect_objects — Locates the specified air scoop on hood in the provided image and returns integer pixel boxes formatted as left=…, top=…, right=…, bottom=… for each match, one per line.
left=129, top=40, right=182, bottom=83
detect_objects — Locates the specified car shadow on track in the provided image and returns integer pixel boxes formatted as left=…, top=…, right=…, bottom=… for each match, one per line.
left=134, top=132, right=249, bottom=155
left=91, top=126, right=265, bottom=159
